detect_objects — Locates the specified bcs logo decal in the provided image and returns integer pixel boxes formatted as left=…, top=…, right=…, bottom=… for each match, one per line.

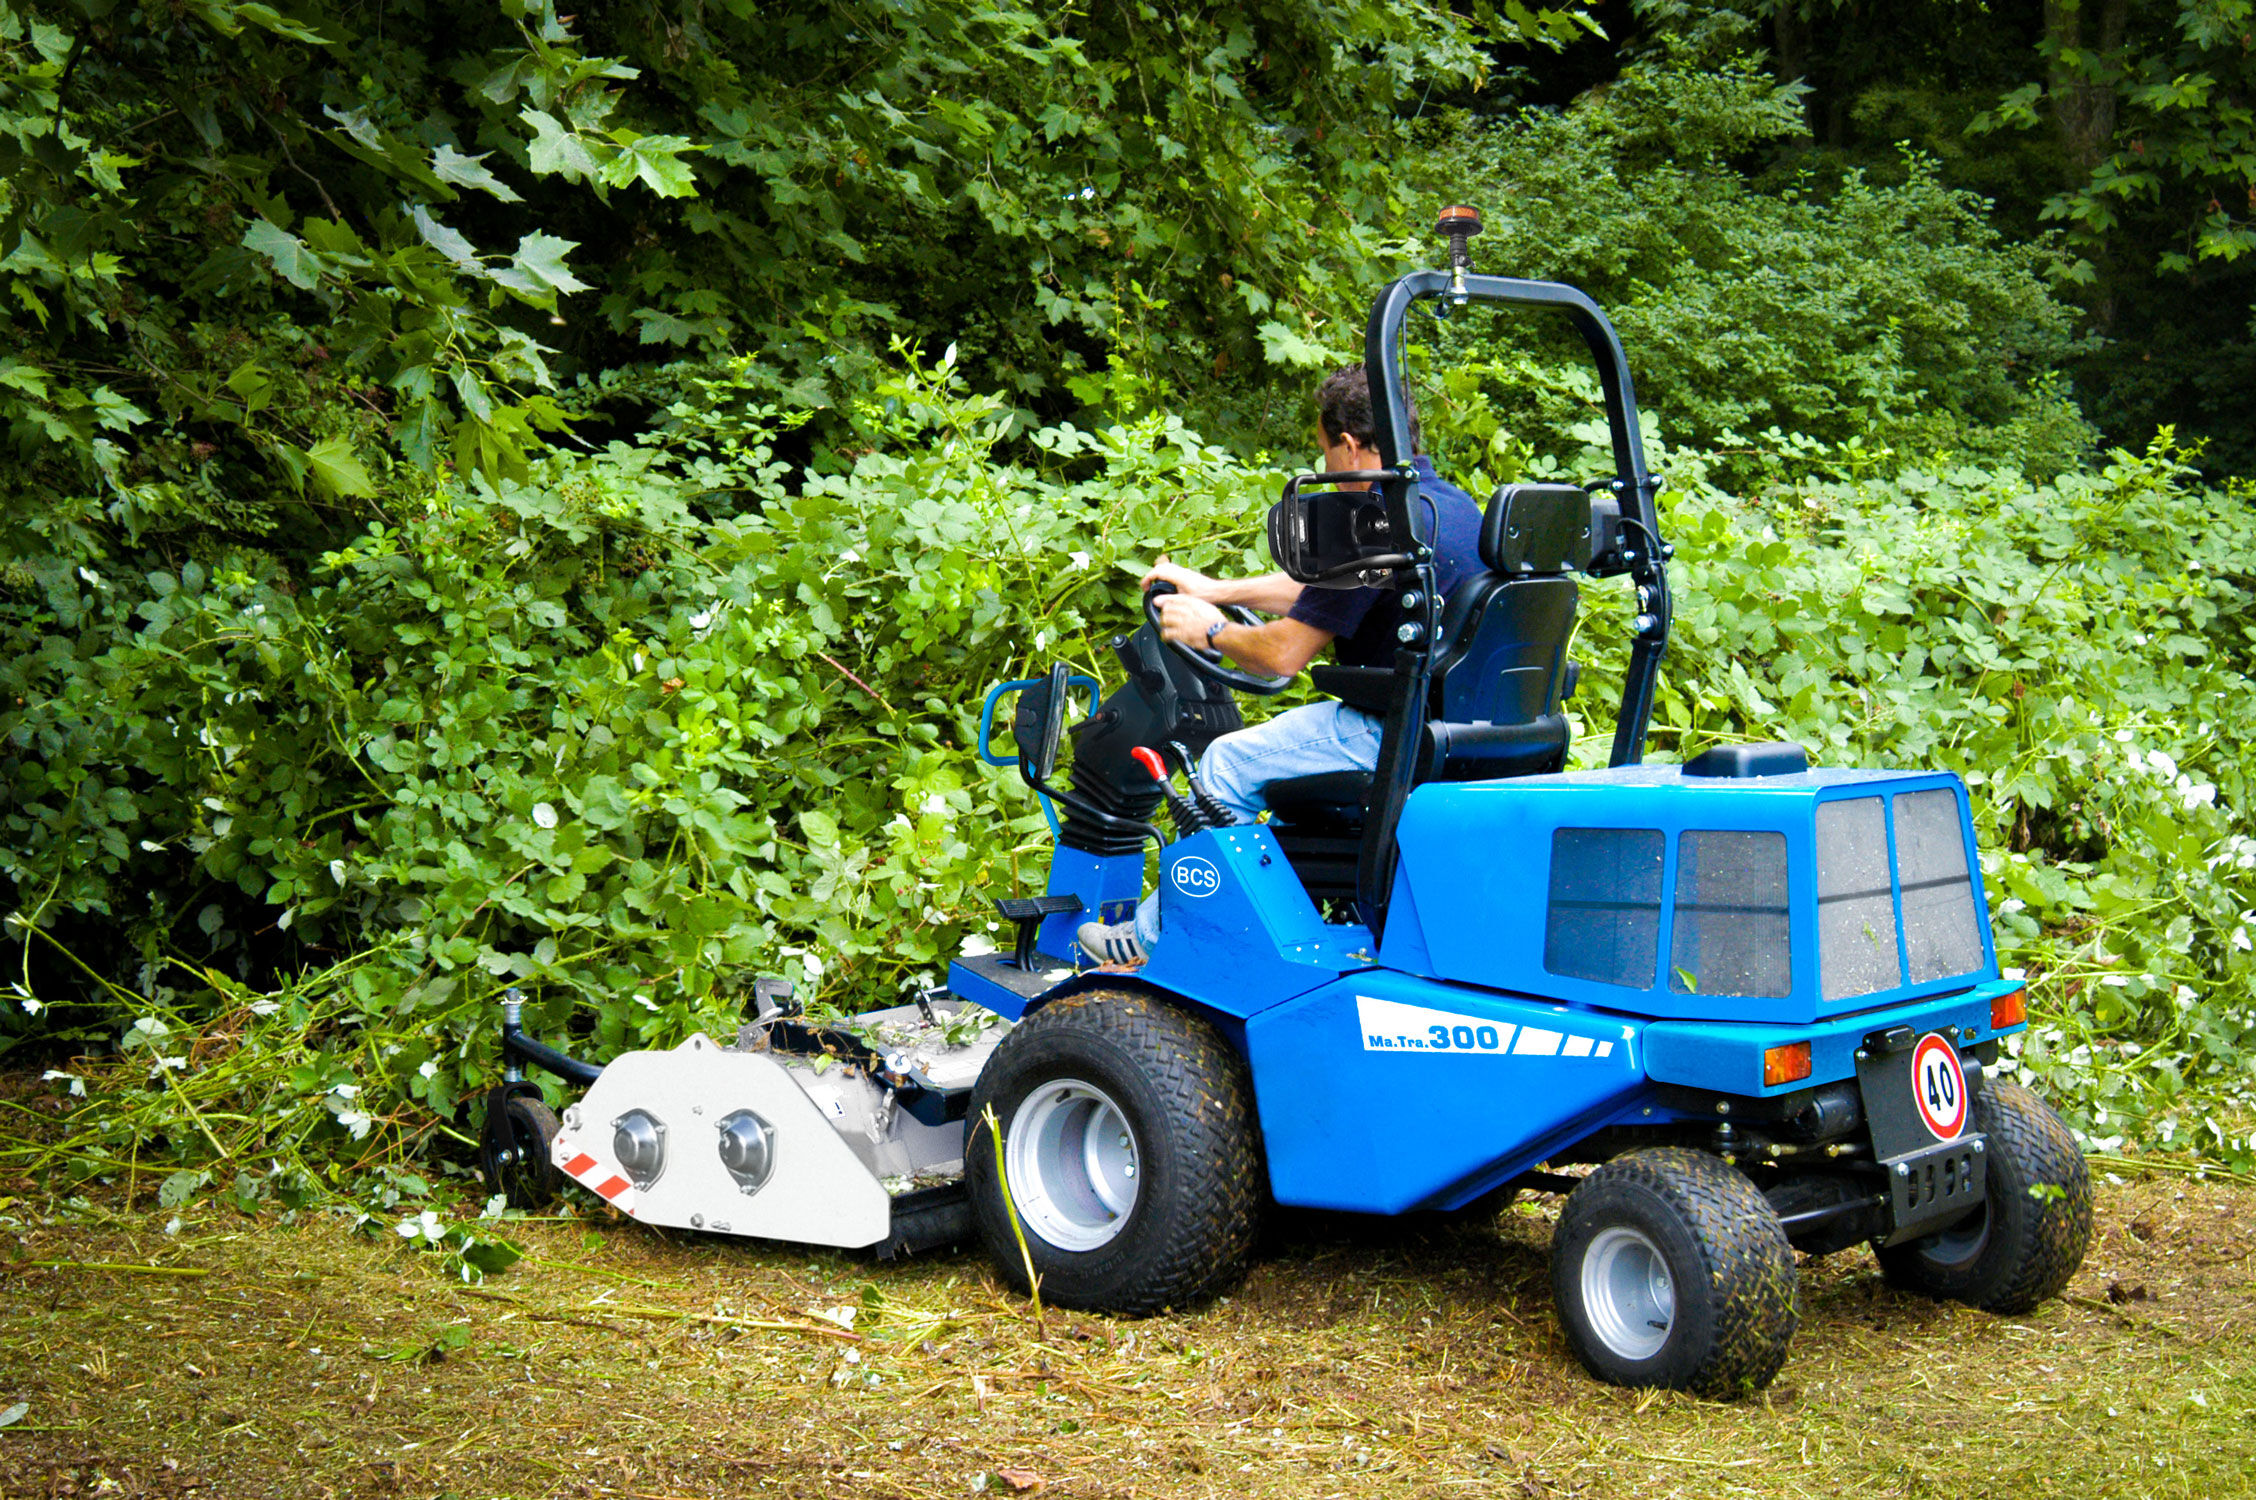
left=1170, top=856, right=1222, bottom=899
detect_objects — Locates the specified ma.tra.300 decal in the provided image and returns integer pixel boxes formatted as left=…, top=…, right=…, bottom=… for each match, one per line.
left=1356, top=994, right=1619, bottom=1059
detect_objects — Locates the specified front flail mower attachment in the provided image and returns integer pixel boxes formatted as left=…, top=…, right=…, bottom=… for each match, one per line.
left=482, top=986, right=1014, bottom=1258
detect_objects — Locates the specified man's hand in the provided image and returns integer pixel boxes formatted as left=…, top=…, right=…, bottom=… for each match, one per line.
left=1142, top=555, right=1222, bottom=600
left=1153, top=591, right=1227, bottom=651
left=1142, top=557, right=1307, bottom=615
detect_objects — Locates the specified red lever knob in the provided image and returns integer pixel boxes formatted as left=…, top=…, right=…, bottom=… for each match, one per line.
left=1129, top=746, right=1169, bottom=782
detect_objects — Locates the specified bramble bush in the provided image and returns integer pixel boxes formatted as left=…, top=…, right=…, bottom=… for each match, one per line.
left=6, top=350, right=1290, bottom=1187
left=13, top=348, right=2256, bottom=1206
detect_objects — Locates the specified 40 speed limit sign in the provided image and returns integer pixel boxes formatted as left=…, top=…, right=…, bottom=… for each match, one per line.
left=1910, top=1032, right=1969, bottom=1139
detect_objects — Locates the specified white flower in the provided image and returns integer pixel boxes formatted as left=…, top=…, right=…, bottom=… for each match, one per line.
left=920, top=793, right=949, bottom=817
left=40, top=1070, right=84, bottom=1098
left=249, top=999, right=281, bottom=1016
left=531, top=802, right=558, bottom=829
left=1068, top=550, right=1092, bottom=571
left=396, top=1209, right=444, bottom=1242
left=19, top=997, right=40, bottom=1016
left=334, top=1109, right=372, bottom=1140
left=689, top=607, right=715, bottom=630
left=2000, top=899, right=2025, bottom=914
left=960, top=933, right=998, bottom=958
left=418, top=1060, right=439, bottom=1080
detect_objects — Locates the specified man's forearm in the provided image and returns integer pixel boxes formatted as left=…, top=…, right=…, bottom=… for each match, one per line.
left=1204, top=571, right=1304, bottom=615
left=1210, top=618, right=1329, bottom=678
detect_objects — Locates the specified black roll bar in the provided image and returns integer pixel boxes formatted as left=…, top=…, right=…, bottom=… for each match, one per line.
left=1353, top=270, right=1672, bottom=936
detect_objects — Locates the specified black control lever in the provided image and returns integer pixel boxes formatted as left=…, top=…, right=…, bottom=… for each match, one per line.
left=1167, top=739, right=1237, bottom=830
left=1130, top=745, right=1202, bottom=838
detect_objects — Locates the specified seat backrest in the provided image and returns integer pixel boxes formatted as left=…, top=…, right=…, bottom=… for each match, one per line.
left=1428, top=572, right=1577, bottom=723
left=1415, top=484, right=1597, bottom=782
left=1428, top=483, right=1593, bottom=725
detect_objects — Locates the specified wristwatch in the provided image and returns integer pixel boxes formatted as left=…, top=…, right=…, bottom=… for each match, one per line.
left=1205, top=619, right=1229, bottom=649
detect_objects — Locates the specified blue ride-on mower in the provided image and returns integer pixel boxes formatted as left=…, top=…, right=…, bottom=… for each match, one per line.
left=480, top=209, right=2092, bottom=1395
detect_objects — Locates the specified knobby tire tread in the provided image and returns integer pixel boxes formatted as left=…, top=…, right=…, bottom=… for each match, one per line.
left=1556, top=1147, right=1798, bottom=1396
left=1878, top=1077, right=2092, bottom=1315
left=967, top=989, right=1264, bottom=1317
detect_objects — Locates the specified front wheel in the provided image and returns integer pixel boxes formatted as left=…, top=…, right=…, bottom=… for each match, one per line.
left=1876, top=1076, right=2092, bottom=1314
left=966, top=989, right=1264, bottom=1316
left=1551, top=1148, right=1798, bottom=1395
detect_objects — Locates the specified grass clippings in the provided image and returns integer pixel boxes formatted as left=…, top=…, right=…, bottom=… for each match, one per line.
left=1, top=1170, right=2252, bottom=1499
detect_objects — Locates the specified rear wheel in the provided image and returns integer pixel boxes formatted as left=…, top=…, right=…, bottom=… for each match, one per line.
left=1877, top=1077, right=2091, bottom=1314
left=966, top=989, right=1263, bottom=1316
left=1552, top=1148, right=1798, bottom=1395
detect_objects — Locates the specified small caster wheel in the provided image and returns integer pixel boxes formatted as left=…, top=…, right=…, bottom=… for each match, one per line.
left=480, top=1087, right=561, bottom=1210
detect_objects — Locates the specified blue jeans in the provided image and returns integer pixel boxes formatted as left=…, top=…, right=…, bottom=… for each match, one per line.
left=1133, top=700, right=1383, bottom=947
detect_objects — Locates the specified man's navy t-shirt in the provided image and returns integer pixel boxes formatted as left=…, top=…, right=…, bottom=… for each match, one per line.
left=1285, top=454, right=1484, bottom=668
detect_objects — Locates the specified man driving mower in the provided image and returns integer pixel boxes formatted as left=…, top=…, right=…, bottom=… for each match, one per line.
left=1076, top=364, right=1485, bottom=966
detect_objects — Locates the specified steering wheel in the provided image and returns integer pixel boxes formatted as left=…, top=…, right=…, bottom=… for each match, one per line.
left=1144, top=581, right=1294, bottom=697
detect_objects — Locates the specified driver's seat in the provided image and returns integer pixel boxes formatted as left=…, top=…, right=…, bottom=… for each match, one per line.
left=1261, top=483, right=1594, bottom=908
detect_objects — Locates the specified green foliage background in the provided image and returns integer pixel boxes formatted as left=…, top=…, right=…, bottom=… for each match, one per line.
left=5, top=0, right=2255, bottom=1205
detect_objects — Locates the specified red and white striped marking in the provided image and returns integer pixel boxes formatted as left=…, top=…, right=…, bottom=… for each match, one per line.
left=559, top=1150, right=635, bottom=1207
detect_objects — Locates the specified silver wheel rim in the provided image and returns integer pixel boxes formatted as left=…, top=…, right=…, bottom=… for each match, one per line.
left=1582, top=1225, right=1676, bottom=1362
left=1005, top=1079, right=1140, bottom=1252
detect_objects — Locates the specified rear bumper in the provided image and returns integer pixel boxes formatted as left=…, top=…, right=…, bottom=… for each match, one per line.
left=1638, top=976, right=2024, bottom=1098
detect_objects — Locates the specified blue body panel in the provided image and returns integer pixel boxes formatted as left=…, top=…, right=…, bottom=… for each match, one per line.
left=1137, top=825, right=1376, bottom=1018
left=1037, top=846, right=1144, bottom=967
left=1641, top=976, right=2019, bottom=1094
left=1246, top=972, right=1644, bottom=1212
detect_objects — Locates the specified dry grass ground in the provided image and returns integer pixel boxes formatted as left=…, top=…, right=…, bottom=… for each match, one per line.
left=4, top=1164, right=2255, bottom=1500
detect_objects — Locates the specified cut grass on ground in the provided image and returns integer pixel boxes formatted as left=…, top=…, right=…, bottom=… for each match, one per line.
left=2, top=1170, right=2253, bottom=1500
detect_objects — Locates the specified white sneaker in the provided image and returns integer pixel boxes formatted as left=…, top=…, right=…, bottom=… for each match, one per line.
left=1076, top=919, right=1148, bottom=967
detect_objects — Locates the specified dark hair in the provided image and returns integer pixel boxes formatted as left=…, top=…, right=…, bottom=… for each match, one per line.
left=1315, top=364, right=1421, bottom=454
